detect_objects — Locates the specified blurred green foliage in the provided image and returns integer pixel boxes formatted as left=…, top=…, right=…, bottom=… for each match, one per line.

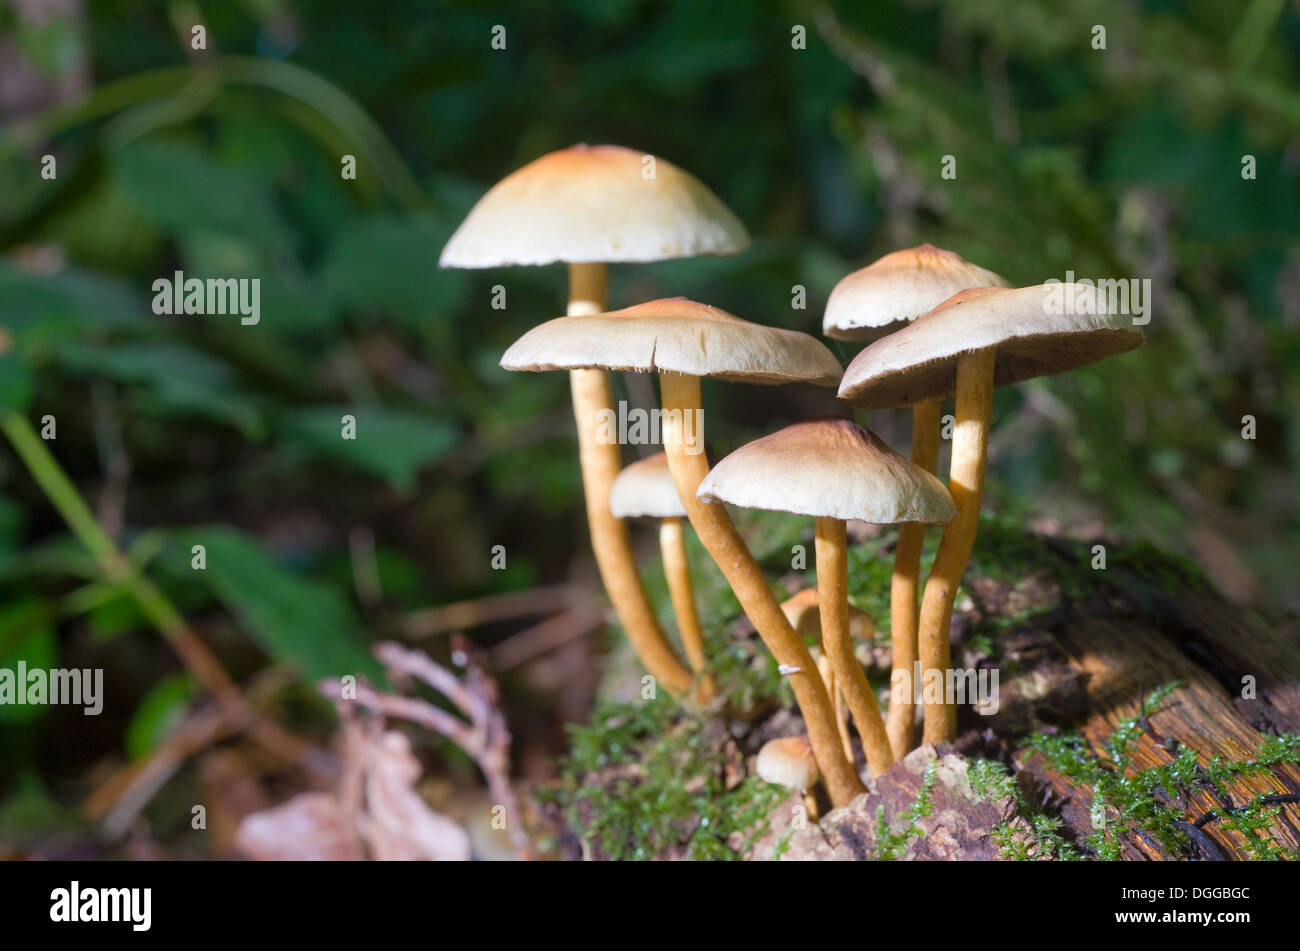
left=0, top=0, right=1298, bottom=836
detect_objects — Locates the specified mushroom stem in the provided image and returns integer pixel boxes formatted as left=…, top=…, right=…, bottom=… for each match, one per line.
left=815, top=517, right=893, bottom=777
left=886, top=398, right=941, bottom=758
left=816, top=652, right=853, bottom=761
left=567, top=263, right=693, bottom=697
left=658, top=371, right=865, bottom=808
left=917, top=350, right=995, bottom=744
left=659, top=516, right=715, bottom=702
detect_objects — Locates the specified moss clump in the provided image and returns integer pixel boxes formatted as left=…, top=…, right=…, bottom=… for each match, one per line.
left=967, top=758, right=1082, bottom=860
left=1020, top=682, right=1300, bottom=860
left=872, top=759, right=939, bottom=860
left=540, top=697, right=783, bottom=860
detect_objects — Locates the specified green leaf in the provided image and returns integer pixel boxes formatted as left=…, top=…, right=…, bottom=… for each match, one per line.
left=112, top=140, right=294, bottom=255
left=0, top=263, right=146, bottom=345
left=0, top=349, right=32, bottom=412
left=319, top=215, right=469, bottom=329
left=281, top=406, right=460, bottom=492
left=54, top=341, right=264, bottom=437
left=125, top=673, right=191, bottom=761
left=0, top=599, right=58, bottom=724
left=180, top=526, right=380, bottom=682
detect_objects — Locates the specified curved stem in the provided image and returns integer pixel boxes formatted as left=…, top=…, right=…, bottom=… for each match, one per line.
left=568, top=265, right=693, bottom=697
left=816, top=517, right=893, bottom=777
left=887, top=398, right=941, bottom=758
left=659, top=517, right=715, bottom=701
left=658, top=371, right=864, bottom=807
left=917, top=351, right=994, bottom=744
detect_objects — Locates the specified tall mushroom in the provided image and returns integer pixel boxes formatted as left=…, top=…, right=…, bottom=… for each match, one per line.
left=441, top=145, right=749, bottom=696
left=823, top=244, right=1006, bottom=758
left=698, top=419, right=955, bottom=776
left=838, top=283, right=1145, bottom=744
left=609, top=452, right=714, bottom=701
left=501, top=297, right=865, bottom=807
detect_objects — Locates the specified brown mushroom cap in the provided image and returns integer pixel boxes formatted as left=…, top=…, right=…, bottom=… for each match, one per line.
left=837, top=283, right=1146, bottom=409
left=439, top=144, right=750, bottom=268
left=609, top=452, right=685, bottom=519
left=697, top=419, right=955, bottom=524
left=781, top=587, right=875, bottom=642
left=500, top=297, right=843, bottom=387
left=823, top=244, right=1007, bottom=341
left=755, top=736, right=819, bottom=790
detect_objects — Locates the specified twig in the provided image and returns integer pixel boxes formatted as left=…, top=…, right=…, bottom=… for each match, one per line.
left=403, top=584, right=585, bottom=638
left=490, top=603, right=607, bottom=671
left=331, top=640, right=531, bottom=858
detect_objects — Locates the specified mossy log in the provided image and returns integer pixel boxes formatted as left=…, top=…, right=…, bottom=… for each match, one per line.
left=547, top=524, right=1300, bottom=860
left=972, top=542, right=1300, bottom=860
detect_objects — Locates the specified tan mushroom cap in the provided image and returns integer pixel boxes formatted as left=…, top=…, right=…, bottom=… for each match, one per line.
left=837, top=283, right=1146, bottom=409
left=500, top=297, right=843, bottom=387
left=439, top=144, right=750, bottom=268
left=755, top=736, right=819, bottom=790
left=609, top=452, right=685, bottom=519
left=697, top=419, right=955, bottom=524
left=823, top=244, right=1008, bottom=341
left=781, top=587, right=875, bottom=642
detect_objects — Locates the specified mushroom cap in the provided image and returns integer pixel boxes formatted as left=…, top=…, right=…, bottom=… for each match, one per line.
left=609, top=452, right=685, bottom=519
left=697, top=418, right=955, bottom=524
left=780, top=587, right=876, bottom=641
left=755, top=736, right=819, bottom=790
left=823, top=244, right=1008, bottom=341
left=439, top=144, right=750, bottom=268
left=500, top=297, right=843, bottom=387
left=837, top=283, right=1146, bottom=409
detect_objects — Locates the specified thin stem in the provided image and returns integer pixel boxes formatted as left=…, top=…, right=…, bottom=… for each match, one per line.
left=815, top=517, right=893, bottom=776
left=816, top=651, right=853, bottom=761
left=917, top=350, right=995, bottom=744
left=887, top=398, right=941, bottom=758
left=658, top=371, right=864, bottom=807
left=659, top=517, right=715, bottom=702
left=567, top=265, right=693, bottom=696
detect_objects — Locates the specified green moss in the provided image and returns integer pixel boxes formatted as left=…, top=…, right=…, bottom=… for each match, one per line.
left=968, top=758, right=1082, bottom=860
left=1020, top=682, right=1300, bottom=860
left=539, top=697, right=782, bottom=860
left=872, top=759, right=938, bottom=860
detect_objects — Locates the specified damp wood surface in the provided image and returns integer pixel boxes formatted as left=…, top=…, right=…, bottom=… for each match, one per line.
left=963, top=548, right=1300, bottom=860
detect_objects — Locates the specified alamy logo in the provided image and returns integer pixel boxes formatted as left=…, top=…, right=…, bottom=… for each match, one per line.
left=0, top=664, right=103, bottom=715
left=151, top=270, right=261, bottom=325
left=595, top=401, right=704, bottom=455
left=1043, top=271, right=1151, bottom=325
left=50, top=881, right=151, bottom=932
left=891, top=662, right=999, bottom=715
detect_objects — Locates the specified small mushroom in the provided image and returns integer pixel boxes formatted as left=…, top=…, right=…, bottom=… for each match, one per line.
left=838, top=283, right=1144, bottom=744
left=755, top=736, right=821, bottom=820
left=700, top=419, right=955, bottom=776
left=501, top=297, right=865, bottom=807
left=444, top=145, right=749, bottom=697
left=823, top=244, right=1006, bottom=759
left=610, top=452, right=714, bottom=701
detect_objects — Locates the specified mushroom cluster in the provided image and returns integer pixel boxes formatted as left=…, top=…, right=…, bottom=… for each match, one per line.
left=444, top=148, right=1145, bottom=810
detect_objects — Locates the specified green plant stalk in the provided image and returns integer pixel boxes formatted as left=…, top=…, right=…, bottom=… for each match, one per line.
left=1, top=410, right=321, bottom=772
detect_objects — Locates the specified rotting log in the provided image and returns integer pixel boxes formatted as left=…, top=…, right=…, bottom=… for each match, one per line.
left=547, top=527, right=1300, bottom=860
